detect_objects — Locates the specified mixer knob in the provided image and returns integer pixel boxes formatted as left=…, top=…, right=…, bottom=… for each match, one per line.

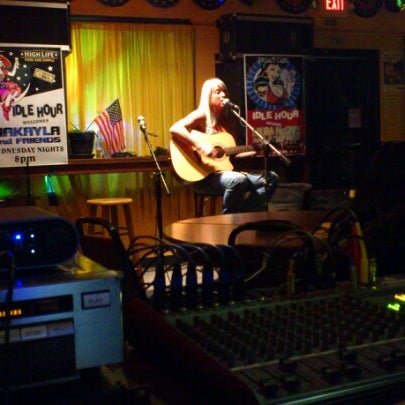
left=226, top=351, right=236, bottom=367
left=246, top=347, right=256, bottom=364
left=322, top=366, right=343, bottom=383
left=386, top=325, right=397, bottom=339
left=260, top=378, right=279, bottom=398
left=339, top=347, right=357, bottom=362
left=341, top=362, right=362, bottom=379
left=279, top=358, right=298, bottom=372
left=280, top=374, right=300, bottom=392
left=329, top=329, right=338, bottom=344
left=378, top=355, right=397, bottom=371
left=264, top=346, right=275, bottom=361
left=354, top=332, right=363, bottom=345
left=239, top=342, right=248, bottom=359
left=391, top=350, right=405, bottom=365
left=320, top=338, right=330, bottom=351
left=303, top=339, right=313, bottom=354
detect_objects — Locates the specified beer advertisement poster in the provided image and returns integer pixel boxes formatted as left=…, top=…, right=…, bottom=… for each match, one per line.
left=244, top=54, right=305, bottom=156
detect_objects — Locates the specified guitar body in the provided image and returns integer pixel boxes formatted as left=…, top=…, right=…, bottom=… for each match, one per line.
left=169, top=132, right=237, bottom=182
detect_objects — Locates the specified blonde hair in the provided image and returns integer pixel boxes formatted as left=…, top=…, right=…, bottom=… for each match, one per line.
left=197, top=78, right=227, bottom=134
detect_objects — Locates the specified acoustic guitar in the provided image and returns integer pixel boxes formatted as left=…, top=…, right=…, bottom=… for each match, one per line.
left=169, top=131, right=255, bottom=182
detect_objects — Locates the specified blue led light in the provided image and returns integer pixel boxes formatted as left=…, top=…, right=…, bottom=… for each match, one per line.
left=14, top=233, right=23, bottom=241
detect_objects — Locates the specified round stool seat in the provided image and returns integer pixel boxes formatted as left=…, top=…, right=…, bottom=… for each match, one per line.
left=86, top=197, right=135, bottom=242
left=87, top=197, right=133, bottom=206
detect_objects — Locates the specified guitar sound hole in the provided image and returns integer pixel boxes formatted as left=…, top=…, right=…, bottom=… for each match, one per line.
left=212, top=146, right=225, bottom=159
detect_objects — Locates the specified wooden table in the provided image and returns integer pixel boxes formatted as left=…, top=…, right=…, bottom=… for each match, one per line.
left=163, top=210, right=329, bottom=247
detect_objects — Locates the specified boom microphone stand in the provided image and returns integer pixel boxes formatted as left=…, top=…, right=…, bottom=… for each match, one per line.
left=228, top=105, right=291, bottom=193
left=138, top=116, right=170, bottom=239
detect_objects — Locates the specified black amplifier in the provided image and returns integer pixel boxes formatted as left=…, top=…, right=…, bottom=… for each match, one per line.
left=0, top=206, right=79, bottom=270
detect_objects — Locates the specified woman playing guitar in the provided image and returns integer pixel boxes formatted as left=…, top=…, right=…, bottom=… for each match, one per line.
left=169, top=77, right=279, bottom=214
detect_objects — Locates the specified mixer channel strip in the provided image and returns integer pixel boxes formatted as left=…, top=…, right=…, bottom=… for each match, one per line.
left=163, top=289, right=405, bottom=404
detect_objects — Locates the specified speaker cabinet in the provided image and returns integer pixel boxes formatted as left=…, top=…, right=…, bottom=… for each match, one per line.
left=0, top=1, right=71, bottom=48
left=304, top=49, right=380, bottom=190
left=217, top=13, right=313, bottom=57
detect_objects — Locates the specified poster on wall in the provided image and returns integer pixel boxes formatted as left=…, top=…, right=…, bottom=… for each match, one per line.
left=0, top=45, right=68, bottom=168
left=244, top=55, right=305, bottom=155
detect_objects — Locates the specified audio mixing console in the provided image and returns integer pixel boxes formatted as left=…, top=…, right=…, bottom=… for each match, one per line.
left=126, top=277, right=405, bottom=404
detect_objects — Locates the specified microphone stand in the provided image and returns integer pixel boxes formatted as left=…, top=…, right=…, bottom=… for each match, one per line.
left=24, top=161, right=34, bottom=206
left=139, top=122, right=170, bottom=240
left=229, top=107, right=291, bottom=194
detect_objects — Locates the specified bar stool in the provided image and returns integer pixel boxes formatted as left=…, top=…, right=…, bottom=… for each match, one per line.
left=86, top=197, right=135, bottom=242
left=194, top=191, right=223, bottom=217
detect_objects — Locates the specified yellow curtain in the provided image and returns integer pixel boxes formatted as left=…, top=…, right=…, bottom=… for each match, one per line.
left=65, top=20, right=195, bottom=155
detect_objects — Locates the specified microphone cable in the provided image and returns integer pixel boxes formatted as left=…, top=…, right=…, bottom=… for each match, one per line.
left=0, top=251, right=16, bottom=405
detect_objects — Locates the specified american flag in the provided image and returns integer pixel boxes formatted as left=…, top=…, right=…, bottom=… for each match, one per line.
left=95, top=99, right=125, bottom=154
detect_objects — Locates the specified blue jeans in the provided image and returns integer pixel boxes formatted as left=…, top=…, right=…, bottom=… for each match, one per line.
left=193, top=170, right=279, bottom=214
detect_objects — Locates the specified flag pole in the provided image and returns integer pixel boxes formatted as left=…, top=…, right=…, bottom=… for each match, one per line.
left=85, top=116, right=98, bottom=132
left=85, top=98, right=119, bottom=132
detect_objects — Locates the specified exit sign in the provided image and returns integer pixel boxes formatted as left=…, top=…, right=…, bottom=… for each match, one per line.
left=325, top=0, right=345, bottom=11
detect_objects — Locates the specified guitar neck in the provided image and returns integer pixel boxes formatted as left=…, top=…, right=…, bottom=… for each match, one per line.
left=224, top=145, right=254, bottom=156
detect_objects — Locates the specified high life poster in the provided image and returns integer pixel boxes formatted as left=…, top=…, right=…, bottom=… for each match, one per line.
left=0, top=46, right=68, bottom=168
left=244, top=55, right=305, bottom=155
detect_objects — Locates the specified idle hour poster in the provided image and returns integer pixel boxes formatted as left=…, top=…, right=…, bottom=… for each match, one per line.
left=0, top=46, right=68, bottom=168
left=244, top=55, right=305, bottom=155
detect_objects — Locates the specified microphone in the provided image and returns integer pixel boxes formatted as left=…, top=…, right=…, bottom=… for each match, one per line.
left=137, top=115, right=146, bottom=132
left=223, top=98, right=239, bottom=110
